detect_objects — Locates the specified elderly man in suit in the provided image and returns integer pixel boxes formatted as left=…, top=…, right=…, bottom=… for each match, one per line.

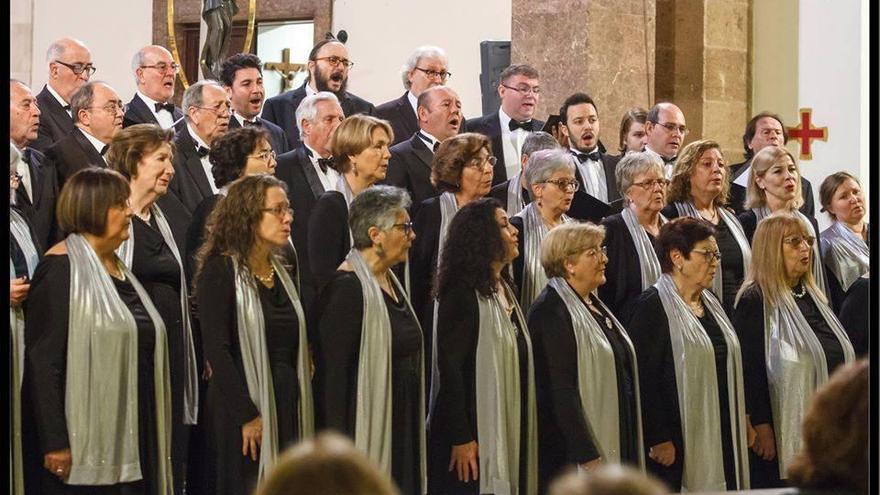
left=376, top=45, right=451, bottom=146
left=219, top=52, right=290, bottom=154
left=465, top=63, right=544, bottom=186
left=384, top=85, right=462, bottom=214
left=30, top=37, right=95, bottom=152
left=123, top=45, right=184, bottom=130
left=168, top=80, right=231, bottom=213
left=10, top=79, right=59, bottom=251
left=262, top=37, right=374, bottom=148
left=45, top=81, right=123, bottom=185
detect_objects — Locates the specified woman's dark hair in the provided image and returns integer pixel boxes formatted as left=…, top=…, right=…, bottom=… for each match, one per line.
left=430, top=132, right=492, bottom=193
left=56, top=167, right=130, bottom=236
left=657, top=216, right=716, bottom=273
left=818, top=171, right=860, bottom=216
left=435, top=198, right=509, bottom=298
left=617, top=107, right=647, bottom=153
left=208, top=127, right=270, bottom=188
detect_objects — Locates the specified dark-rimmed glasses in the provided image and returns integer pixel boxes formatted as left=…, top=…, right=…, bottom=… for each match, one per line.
left=391, top=222, right=415, bottom=236
left=501, top=84, right=541, bottom=96
left=314, top=56, right=354, bottom=69
left=541, top=178, right=579, bottom=192
left=415, top=67, right=451, bottom=80
left=54, top=60, right=97, bottom=76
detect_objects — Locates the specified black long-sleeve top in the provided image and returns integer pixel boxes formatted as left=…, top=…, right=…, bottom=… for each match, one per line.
left=598, top=213, right=661, bottom=325
left=307, top=191, right=351, bottom=294
left=410, top=196, right=442, bottom=331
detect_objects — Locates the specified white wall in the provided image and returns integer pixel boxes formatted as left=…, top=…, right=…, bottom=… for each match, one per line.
left=332, top=0, right=512, bottom=118
left=29, top=0, right=153, bottom=100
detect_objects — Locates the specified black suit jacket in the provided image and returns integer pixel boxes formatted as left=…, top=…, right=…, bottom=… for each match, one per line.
left=384, top=133, right=438, bottom=213
left=169, top=130, right=215, bottom=214
left=489, top=179, right=531, bottom=213
left=375, top=92, right=419, bottom=146
left=261, top=83, right=376, bottom=150
left=122, top=93, right=184, bottom=130
left=568, top=152, right=622, bottom=223
left=728, top=158, right=815, bottom=216
left=307, top=191, right=351, bottom=294
left=464, top=112, right=545, bottom=185
left=16, top=147, right=59, bottom=251
left=44, top=128, right=106, bottom=186
left=227, top=115, right=291, bottom=155
left=30, top=85, right=75, bottom=153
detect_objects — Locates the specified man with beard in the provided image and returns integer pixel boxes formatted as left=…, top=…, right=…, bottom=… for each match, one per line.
left=220, top=53, right=290, bottom=154
left=559, top=92, right=621, bottom=222
left=644, top=102, right=686, bottom=179
left=262, top=37, right=374, bottom=149
left=123, top=45, right=184, bottom=130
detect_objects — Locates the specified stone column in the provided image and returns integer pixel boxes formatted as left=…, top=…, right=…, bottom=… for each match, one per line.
left=511, top=0, right=657, bottom=152
left=11, top=0, right=34, bottom=85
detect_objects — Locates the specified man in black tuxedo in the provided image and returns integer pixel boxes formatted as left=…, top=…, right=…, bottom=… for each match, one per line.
left=219, top=53, right=290, bottom=154
left=727, top=111, right=815, bottom=215
left=376, top=45, right=451, bottom=146
left=169, top=80, right=231, bottom=213
left=10, top=79, right=59, bottom=250
left=123, top=45, right=184, bottom=130
left=465, top=64, right=544, bottom=186
left=385, top=85, right=462, bottom=214
left=274, top=91, right=345, bottom=316
left=45, top=81, right=123, bottom=186
left=644, top=102, right=687, bottom=179
left=262, top=38, right=374, bottom=149
left=489, top=131, right=560, bottom=216
left=559, top=92, right=622, bottom=223
left=30, top=37, right=94, bottom=152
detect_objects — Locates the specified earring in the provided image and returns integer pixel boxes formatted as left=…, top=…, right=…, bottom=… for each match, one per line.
left=375, top=243, right=385, bottom=258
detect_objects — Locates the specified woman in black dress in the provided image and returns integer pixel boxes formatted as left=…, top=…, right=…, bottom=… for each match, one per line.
left=193, top=174, right=313, bottom=495
left=732, top=213, right=854, bottom=488
left=313, top=185, right=425, bottom=494
left=428, top=198, right=538, bottom=495
left=307, top=115, right=393, bottom=291
left=108, top=124, right=199, bottom=495
left=628, top=217, right=750, bottom=492
left=528, top=222, right=643, bottom=492
left=662, top=139, right=751, bottom=316
left=26, top=168, right=173, bottom=494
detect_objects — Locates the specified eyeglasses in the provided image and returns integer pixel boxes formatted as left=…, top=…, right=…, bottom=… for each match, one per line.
left=783, top=235, right=816, bottom=248
left=583, top=246, right=608, bottom=258
left=414, top=67, right=452, bottom=81
left=140, top=62, right=180, bottom=73
left=88, top=100, right=125, bottom=114
left=631, top=178, right=670, bottom=189
left=691, top=248, right=722, bottom=264
left=541, top=178, right=580, bottom=192
left=54, top=60, right=97, bottom=76
left=391, top=221, right=415, bottom=236
left=262, top=205, right=294, bottom=219
left=194, top=102, right=231, bottom=115
left=314, top=56, right=354, bottom=69
left=467, top=155, right=497, bottom=170
left=501, top=83, right=541, bottom=96
left=652, top=121, right=688, bottom=136
left=250, top=150, right=276, bottom=162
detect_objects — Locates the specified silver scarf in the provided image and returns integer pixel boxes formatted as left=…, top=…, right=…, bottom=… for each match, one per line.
left=753, top=207, right=828, bottom=297
left=475, top=281, right=538, bottom=495
left=231, top=255, right=314, bottom=482
left=820, top=221, right=869, bottom=291
left=347, top=249, right=427, bottom=493
left=761, top=284, right=855, bottom=478
left=621, top=207, right=665, bottom=290
left=428, top=191, right=460, bottom=418
left=674, top=202, right=752, bottom=304
left=514, top=203, right=572, bottom=311
left=546, top=278, right=645, bottom=468
left=9, top=209, right=39, bottom=495
left=505, top=173, right=526, bottom=217
left=65, top=234, right=173, bottom=491
left=117, top=203, right=199, bottom=425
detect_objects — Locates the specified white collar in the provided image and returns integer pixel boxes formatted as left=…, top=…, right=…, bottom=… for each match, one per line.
left=46, top=83, right=69, bottom=108
left=418, top=130, right=440, bottom=149
left=231, top=111, right=259, bottom=127
left=407, top=91, right=418, bottom=114
left=136, top=90, right=169, bottom=108
left=305, top=82, right=318, bottom=97
left=77, top=127, right=108, bottom=152
left=304, top=142, right=328, bottom=160
left=644, top=145, right=672, bottom=161
left=186, top=123, right=210, bottom=150
left=570, top=146, right=599, bottom=156
left=498, top=107, right=531, bottom=132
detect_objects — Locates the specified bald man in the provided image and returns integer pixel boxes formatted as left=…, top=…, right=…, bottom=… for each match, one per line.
left=644, top=102, right=687, bottom=179
left=124, top=45, right=184, bottom=129
left=31, top=37, right=95, bottom=152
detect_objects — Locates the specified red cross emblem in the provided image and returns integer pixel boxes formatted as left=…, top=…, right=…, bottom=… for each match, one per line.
left=787, top=108, right=827, bottom=160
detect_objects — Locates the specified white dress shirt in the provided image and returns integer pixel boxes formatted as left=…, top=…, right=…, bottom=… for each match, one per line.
left=46, top=84, right=72, bottom=118
left=570, top=146, right=607, bottom=202
left=186, top=124, right=219, bottom=194
left=417, top=130, right=440, bottom=152
left=407, top=91, right=418, bottom=115
left=304, top=143, right=340, bottom=192
left=16, top=146, right=33, bottom=200
left=78, top=128, right=109, bottom=165
left=498, top=108, right=530, bottom=181
left=645, top=145, right=674, bottom=179
left=137, top=91, right=176, bottom=130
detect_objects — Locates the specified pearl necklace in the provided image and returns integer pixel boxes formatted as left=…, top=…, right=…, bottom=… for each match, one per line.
left=792, top=283, right=806, bottom=299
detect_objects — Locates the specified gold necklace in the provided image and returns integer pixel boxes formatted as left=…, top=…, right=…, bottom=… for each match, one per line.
left=254, top=265, right=275, bottom=285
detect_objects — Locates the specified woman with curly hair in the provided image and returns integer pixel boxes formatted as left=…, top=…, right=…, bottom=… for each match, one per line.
left=194, top=174, right=313, bottom=495
left=427, top=198, right=538, bottom=495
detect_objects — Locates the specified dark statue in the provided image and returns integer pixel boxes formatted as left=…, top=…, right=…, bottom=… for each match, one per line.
left=200, top=0, right=239, bottom=79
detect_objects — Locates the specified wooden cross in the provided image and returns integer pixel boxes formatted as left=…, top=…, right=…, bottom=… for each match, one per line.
left=264, top=48, right=305, bottom=93
left=787, top=108, right=827, bottom=160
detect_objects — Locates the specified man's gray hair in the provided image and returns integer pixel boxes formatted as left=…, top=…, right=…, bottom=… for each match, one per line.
left=400, top=45, right=447, bottom=90
left=295, top=91, right=340, bottom=139
left=46, top=37, right=88, bottom=63
left=182, top=79, right=223, bottom=120
left=349, top=185, right=412, bottom=250
left=615, top=150, right=663, bottom=193
left=524, top=148, right=575, bottom=188
left=521, top=131, right=560, bottom=159
left=69, top=81, right=104, bottom=124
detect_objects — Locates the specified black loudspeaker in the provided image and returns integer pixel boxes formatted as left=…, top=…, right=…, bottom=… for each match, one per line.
left=479, top=41, right=511, bottom=116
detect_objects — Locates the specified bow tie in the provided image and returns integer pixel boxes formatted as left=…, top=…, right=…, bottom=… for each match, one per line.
left=154, top=102, right=175, bottom=113
left=243, top=119, right=261, bottom=127
left=663, top=155, right=677, bottom=165
left=196, top=145, right=210, bottom=158
left=100, top=145, right=110, bottom=156
left=508, top=119, right=533, bottom=132
left=317, top=158, right=334, bottom=174
left=576, top=151, right=601, bottom=162
left=62, top=104, right=71, bottom=111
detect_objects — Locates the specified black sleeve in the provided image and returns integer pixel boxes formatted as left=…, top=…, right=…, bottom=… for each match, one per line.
left=184, top=196, right=214, bottom=286
left=195, top=256, right=260, bottom=425
left=307, top=193, right=350, bottom=293
left=314, top=272, right=363, bottom=436
left=24, top=255, right=71, bottom=454
left=528, top=295, right=600, bottom=463
left=838, top=277, right=869, bottom=356
left=435, top=287, right=479, bottom=445
left=731, top=285, right=773, bottom=425
left=510, top=215, right=525, bottom=293
left=598, top=216, right=630, bottom=322
left=410, top=200, right=440, bottom=327
left=737, top=210, right=757, bottom=244
left=385, top=150, right=411, bottom=191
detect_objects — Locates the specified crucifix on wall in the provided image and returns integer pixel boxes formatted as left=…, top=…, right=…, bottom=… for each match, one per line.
left=264, top=48, right=305, bottom=93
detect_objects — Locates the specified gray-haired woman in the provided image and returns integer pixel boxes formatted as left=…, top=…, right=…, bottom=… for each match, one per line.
left=598, top=151, right=669, bottom=324
left=314, top=185, right=426, bottom=495
left=511, top=148, right=577, bottom=311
